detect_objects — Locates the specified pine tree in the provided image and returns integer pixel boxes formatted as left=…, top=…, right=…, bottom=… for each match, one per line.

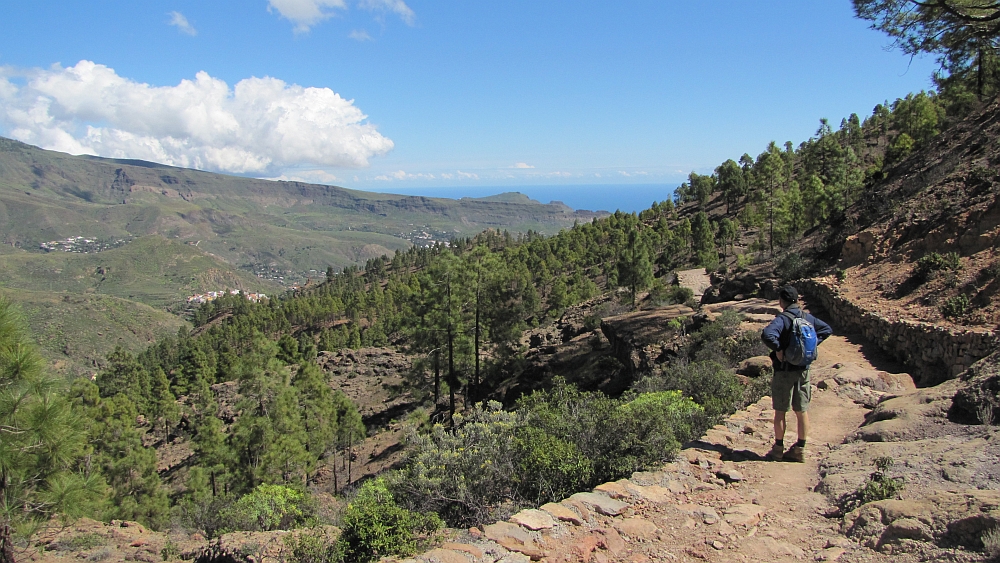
left=1, top=299, right=101, bottom=562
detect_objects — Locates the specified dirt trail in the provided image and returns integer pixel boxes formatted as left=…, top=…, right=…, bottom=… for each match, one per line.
left=412, top=308, right=916, bottom=563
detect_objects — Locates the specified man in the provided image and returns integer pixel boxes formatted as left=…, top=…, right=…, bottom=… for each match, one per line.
left=761, top=285, right=832, bottom=462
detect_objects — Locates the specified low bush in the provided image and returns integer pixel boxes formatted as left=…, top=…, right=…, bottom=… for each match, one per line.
left=284, top=529, right=341, bottom=563
left=648, top=283, right=694, bottom=307
left=914, top=251, right=961, bottom=282
left=391, top=384, right=706, bottom=527
left=338, top=478, right=441, bottom=563
left=941, top=294, right=971, bottom=319
left=218, top=484, right=313, bottom=533
left=775, top=253, right=810, bottom=283
left=982, top=526, right=1000, bottom=561
left=839, top=457, right=904, bottom=513
left=638, top=361, right=743, bottom=420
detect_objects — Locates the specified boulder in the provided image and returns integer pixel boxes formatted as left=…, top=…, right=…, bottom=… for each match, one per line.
left=737, top=356, right=773, bottom=378
left=951, top=350, right=1000, bottom=424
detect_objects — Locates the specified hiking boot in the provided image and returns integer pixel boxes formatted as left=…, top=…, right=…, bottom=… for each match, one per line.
left=765, top=442, right=784, bottom=461
left=783, top=445, right=806, bottom=463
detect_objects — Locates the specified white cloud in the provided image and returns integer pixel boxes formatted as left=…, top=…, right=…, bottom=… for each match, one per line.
left=456, top=170, right=479, bottom=180
left=358, top=0, right=415, bottom=25
left=349, top=29, right=373, bottom=41
left=168, top=11, right=197, bottom=36
left=511, top=162, right=534, bottom=169
left=268, top=0, right=347, bottom=33
left=268, top=169, right=341, bottom=184
left=0, top=60, right=394, bottom=174
left=269, top=0, right=414, bottom=31
left=374, top=169, right=436, bottom=181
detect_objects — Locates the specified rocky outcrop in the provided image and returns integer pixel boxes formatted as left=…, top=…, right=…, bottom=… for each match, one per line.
left=600, top=305, right=693, bottom=376
left=951, top=349, right=1000, bottom=424
left=798, top=278, right=997, bottom=385
left=702, top=272, right=763, bottom=304
left=841, top=491, right=1000, bottom=553
left=316, top=347, right=417, bottom=427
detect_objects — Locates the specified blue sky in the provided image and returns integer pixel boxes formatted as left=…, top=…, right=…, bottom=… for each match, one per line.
left=0, top=1, right=939, bottom=196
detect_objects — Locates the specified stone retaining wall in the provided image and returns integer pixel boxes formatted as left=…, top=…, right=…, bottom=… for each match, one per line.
left=798, top=278, right=997, bottom=386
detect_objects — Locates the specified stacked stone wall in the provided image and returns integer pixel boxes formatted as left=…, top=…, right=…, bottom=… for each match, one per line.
left=798, top=278, right=997, bottom=385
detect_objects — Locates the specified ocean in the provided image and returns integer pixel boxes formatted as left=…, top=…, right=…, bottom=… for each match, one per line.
left=363, top=184, right=679, bottom=214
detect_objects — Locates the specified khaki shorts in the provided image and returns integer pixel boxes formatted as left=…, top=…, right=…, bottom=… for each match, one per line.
left=772, top=368, right=811, bottom=412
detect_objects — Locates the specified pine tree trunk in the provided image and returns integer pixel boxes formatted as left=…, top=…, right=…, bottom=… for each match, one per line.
left=0, top=522, right=12, bottom=563
left=433, top=350, right=440, bottom=405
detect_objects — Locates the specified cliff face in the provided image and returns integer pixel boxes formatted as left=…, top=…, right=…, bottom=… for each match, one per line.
left=600, top=305, right=694, bottom=377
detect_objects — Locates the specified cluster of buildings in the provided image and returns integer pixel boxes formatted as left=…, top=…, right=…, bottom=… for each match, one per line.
left=186, top=289, right=268, bottom=304
left=39, top=236, right=128, bottom=253
left=403, top=226, right=453, bottom=248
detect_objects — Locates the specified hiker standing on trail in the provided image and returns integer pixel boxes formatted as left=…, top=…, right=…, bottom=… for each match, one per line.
left=761, top=285, right=832, bottom=462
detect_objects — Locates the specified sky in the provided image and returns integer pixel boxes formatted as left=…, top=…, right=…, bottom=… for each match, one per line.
left=0, top=1, right=941, bottom=201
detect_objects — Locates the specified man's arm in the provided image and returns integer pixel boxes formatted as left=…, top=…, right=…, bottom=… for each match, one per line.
left=813, top=316, right=833, bottom=343
left=761, top=316, right=784, bottom=351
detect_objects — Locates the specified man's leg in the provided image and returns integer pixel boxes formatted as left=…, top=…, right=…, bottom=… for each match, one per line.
left=783, top=370, right=811, bottom=462
left=767, top=370, right=794, bottom=460
left=773, top=410, right=787, bottom=442
left=795, top=410, right=809, bottom=444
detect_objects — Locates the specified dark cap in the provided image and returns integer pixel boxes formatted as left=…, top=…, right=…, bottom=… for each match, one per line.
left=779, top=285, right=799, bottom=303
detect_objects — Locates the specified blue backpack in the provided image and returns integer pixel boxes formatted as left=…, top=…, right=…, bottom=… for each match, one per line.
left=782, top=311, right=818, bottom=367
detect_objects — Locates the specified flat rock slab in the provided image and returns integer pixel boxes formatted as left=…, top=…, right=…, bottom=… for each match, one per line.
left=483, top=522, right=545, bottom=560
left=417, top=548, right=471, bottom=563
left=510, top=509, right=556, bottom=530
left=724, top=504, right=765, bottom=527
left=717, top=468, right=745, bottom=482
left=568, top=492, right=631, bottom=516
left=623, top=482, right=673, bottom=504
left=613, top=518, right=659, bottom=540
left=594, top=480, right=632, bottom=499
left=540, top=503, right=583, bottom=525
left=441, top=543, right=484, bottom=559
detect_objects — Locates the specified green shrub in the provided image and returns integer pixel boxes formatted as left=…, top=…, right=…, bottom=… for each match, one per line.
left=284, top=528, right=342, bottom=563
left=840, top=457, right=904, bottom=512
left=338, top=478, right=441, bottom=563
left=667, top=286, right=694, bottom=305
left=914, top=251, right=961, bottom=282
left=161, top=539, right=180, bottom=561
left=520, top=384, right=704, bottom=487
left=982, top=527, right=1000, bottom=561
left=775, top=253, right=810, bottom=283
left=886, top=132, right=914, bottom=164
left=392, top=383, right=707, bottom=527
left=835, top=269, right=847, bottom=282
left=639, top=361, right=743, bottom=420
left=742, top=373, right=772, bottom=409
left=389, top=402, right=524, bottom=526
left=219, top=484, right=312, bottom=533
left=941, top=294, right=971, bottom=319
left=513, top=427, right=593, bottom=504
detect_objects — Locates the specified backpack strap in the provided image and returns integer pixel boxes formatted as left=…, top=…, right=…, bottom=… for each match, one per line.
left=781, top=310, right=799, bottom=323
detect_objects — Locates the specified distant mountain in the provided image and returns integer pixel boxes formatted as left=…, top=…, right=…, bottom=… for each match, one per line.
left=0, top=137, right=605, bottom=279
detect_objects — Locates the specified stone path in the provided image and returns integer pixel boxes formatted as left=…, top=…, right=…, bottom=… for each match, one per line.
left=675, top=269, right=712, bottom=300
left=405, top=327, right=915, bottom=563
